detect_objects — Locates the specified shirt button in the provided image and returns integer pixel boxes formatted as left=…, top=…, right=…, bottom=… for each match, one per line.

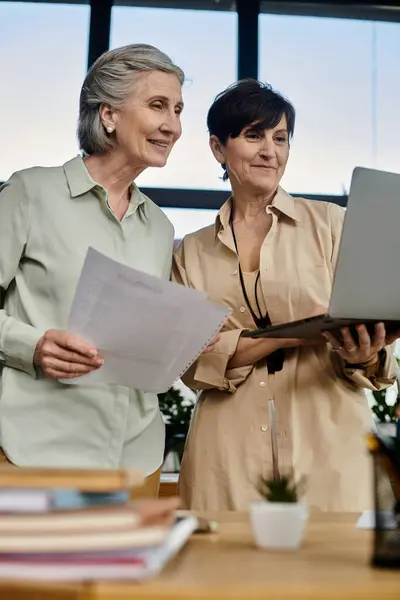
left=239, top=306, right=246, bottom=313
left=232, top=269, right=238, bottom=275
left=259, top=381, right=266, bottom=387
left=261, top=425, right=268, bottom=432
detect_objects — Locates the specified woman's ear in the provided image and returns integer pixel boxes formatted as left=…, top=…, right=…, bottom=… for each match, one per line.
left=99, top=103, right=118, bottom=132
left=209, top=135, right=226, bottom=165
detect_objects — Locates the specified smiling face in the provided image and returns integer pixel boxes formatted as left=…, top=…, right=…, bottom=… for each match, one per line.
left=100, top=69, right=183, bottom=168
left=210, top=115, right=290, bottom=196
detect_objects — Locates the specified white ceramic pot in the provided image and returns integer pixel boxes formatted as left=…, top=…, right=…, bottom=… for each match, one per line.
left=249, top=501, right=309, bottom=550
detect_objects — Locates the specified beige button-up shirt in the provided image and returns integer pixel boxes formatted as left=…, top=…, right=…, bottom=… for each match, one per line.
left=172, top=188, right=397, bottom=512
left=0, top=156, right=174, bottom=473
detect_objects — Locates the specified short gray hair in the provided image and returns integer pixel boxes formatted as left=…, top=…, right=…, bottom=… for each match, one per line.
left=78, top=44, right=185, bottom=156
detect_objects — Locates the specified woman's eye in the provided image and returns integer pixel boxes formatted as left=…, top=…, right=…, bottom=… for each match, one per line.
left=275, top=136, right=288, bottom=144
left=245, top=132, right=260, bottom=140
left=151, top=102, right=164, bottom=110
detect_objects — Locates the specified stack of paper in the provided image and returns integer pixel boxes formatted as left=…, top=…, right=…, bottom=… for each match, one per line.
left=64, top=248, right=231, bottom=392
left=0, top=465, right=197, bottom=581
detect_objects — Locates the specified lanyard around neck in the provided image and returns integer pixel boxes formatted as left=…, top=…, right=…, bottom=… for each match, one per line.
left=230, top=216, right=271, bottom=330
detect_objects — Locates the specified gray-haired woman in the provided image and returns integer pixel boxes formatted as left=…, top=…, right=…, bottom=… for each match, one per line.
left=0, top=44, right=184, bottom=495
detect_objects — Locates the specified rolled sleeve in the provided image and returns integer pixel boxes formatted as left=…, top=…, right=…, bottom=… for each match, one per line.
left=182, top=329, right=253, bottom=392
left=340, top=346, right=397, bottom=391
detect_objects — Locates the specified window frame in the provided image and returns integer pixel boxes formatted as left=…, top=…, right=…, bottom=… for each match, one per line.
left=2, top=0, right=400, bottom=208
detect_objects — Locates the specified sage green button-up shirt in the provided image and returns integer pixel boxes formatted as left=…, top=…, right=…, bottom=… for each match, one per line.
left=0, top=155, right=174, bottom=473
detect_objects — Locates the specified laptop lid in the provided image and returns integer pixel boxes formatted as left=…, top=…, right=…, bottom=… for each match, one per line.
left=329, top=167, right=400, bottom=321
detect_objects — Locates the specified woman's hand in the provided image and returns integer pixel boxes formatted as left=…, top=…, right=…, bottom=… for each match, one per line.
left=203, top=334, right=221, bottom=353
left=33, top=329, right=104, bottom=379
left=130, top=497, right=181, bottom=527
left=322, top=322, right=389, bottom=365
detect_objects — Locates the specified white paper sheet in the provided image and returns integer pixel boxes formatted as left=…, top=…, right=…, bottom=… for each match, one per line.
left=61, top=248, right=231, bottom=392
left=356, top=510, right=397, bottom=530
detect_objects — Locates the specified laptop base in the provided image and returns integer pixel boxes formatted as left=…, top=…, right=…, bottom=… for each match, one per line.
left=241, top=315, right=400, bottom=340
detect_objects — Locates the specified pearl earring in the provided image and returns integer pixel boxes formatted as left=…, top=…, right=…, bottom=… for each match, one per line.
left=106, top=126, right=114, bottom=133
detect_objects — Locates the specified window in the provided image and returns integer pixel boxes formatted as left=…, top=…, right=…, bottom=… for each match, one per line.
left=259, top=15, right=400, bottom=194
left=161, top=208, right=218, bottom=241
left=0, top=2, right=90, bottom=181
left=111, top=6, right=237, bottom=191
left=374, top=21, right=400, bottom=177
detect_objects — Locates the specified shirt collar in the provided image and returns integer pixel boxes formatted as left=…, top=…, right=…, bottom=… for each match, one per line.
left=63, top=155, right=148, bottom=218
left=271, top=186, right=300, bottom=222
left=214, top=185, right=300, bottom=239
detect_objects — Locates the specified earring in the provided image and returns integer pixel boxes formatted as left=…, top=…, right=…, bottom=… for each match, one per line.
left=106, top=126, right=114, bottom=133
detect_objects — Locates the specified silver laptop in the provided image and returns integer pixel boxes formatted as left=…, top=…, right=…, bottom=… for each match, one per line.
left=243, top=167, right=400, bottom=340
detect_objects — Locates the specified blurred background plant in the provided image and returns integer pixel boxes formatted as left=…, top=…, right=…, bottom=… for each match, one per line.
left=158, top=385, right=195, bottom=469
left=370, top=355, right=400, bottom=440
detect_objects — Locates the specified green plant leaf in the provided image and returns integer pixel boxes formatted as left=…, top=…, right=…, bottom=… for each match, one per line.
left=371, top=388, right=397, bottom=423
left=257, top=473, right=307, bottom=503
left=158, top=387, right=195, bottom=433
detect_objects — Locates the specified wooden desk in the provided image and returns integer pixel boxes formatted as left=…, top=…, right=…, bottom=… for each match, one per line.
left=1, top=512, right=399, bottom=600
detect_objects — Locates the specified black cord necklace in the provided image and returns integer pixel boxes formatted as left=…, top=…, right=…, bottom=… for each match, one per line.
left=230, top=213, right=284, bottom=374
left=230, top=217, right=271, bottom=330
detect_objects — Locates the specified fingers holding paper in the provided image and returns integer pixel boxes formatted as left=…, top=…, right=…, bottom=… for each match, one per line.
left=33, top=329, right=104, bottom=379
left=322, top=322, right=387, bottom=364
left=203, top=333, right=221, bottom=353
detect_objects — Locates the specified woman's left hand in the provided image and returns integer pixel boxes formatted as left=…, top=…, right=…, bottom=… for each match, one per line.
left=203, top=334, right=221, bottom=353
left=322, top=322, right=395, bottom=365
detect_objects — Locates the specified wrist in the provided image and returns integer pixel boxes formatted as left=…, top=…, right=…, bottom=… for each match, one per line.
left=33, top=337, right=43, bottom=367
left=278, top=338, right=297, bottom=350
left=345, top=351, right=382, bottom=369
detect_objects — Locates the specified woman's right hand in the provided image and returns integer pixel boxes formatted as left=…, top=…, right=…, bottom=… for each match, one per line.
left=33, top=329, right=104, bottom=379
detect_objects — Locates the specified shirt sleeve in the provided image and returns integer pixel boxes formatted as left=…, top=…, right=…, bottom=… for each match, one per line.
left=160, top=222, right=175, bottom=281
left=0, top=174, right=43, bottom=378
left=327, top=202, right=397, bottom=391
left=334, top=346, right=397, bottom=391
left=171, top=241, right=252, bottom=392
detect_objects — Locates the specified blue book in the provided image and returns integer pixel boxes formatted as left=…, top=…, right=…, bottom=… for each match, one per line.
left=52, top=490, right=130, bottom=510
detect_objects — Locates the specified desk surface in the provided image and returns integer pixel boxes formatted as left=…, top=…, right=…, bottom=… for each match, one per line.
left=1, top=512, right=399, bottom=600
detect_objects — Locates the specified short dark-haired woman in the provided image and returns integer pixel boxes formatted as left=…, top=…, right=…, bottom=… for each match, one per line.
left=172, top=79, right=398, bottom=512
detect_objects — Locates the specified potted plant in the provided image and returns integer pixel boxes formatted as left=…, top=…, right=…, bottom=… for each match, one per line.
left=249, top=399, right=308, bottom=550
left=250, top=471, right=308, bottom=551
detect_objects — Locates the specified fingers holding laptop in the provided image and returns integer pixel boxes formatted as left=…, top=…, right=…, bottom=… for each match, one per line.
left=322, top=322, right=386, bottom=364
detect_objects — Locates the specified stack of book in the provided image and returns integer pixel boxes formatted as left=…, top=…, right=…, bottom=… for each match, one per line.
left=0, top=465, right=197, bottom=581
